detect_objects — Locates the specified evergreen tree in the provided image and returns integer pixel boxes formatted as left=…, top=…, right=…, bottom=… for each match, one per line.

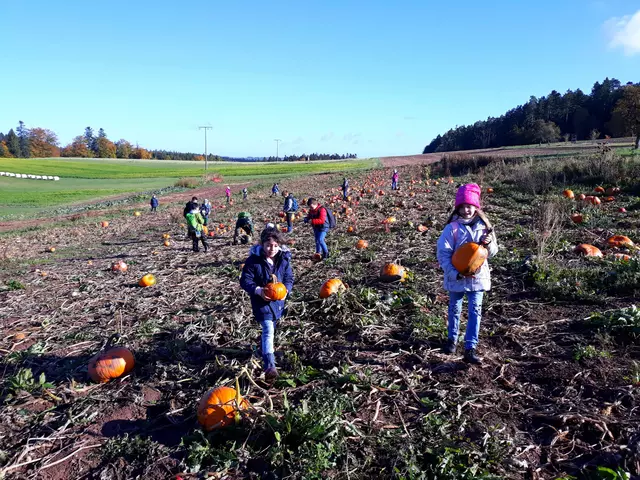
left=5, top=129, right=20, bottom=157
left=16, top=120, right=30, bottom=157
left=84, top=127, right=97, bottom=153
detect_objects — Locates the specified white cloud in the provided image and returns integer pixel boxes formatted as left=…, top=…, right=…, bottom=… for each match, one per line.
left=605, top=10, right=640, bottom=55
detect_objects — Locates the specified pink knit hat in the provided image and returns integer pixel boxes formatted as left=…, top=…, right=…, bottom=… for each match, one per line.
left=455, top=183, right=481, bottom=209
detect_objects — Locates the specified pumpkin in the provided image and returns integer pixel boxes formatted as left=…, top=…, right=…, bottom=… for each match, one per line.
left=562, top=189, right=574, bottom=199
left=139, top=274, right=157, bottom=287
left=134, top=211, right=141, bottom=217
left=486, top=187, right=494, bottom=194
left=280, top=226, right=288, bottom=233
left=355, top=239, right=369, bottom=249
left=263, top=274, right=287, bottom=301
left=607, top=235, right=634, bottom=248
left=209, top=231, right=215, bottom=237
left=347, top=226, right=354, bottom=233
left=378, top=190, right=385, bottom=196
left=603, top=196, right=615, bottom=203
left=101, top=221, right=110, bottom=228
left=571, top=213, right=584, bottom=224
left=590, top=196, right=601, bottom=206
left=111, top=260, right=128, bottom=272
left=619, top=207, right=627, bottom=213
left=380, top=263, right=407, bottom=282
left=163, top=240, right=171, bottom=247
left=312, top=253, right=323, bottom=262
left=48, top=247, right=56, bottom=253
left=417, top=224, right=428, bottom=233
left=197, top=385, right=250, bottom=431
left=594, top=186, right=605, bottom=193
left=203, top=226, right=209, bottom=235
left=319, top=278, right=346, bottom=299
left=611, top=253, right=631, bottom=261
left=384, top=216, right=397, bottom=224
left=162, top=233, right=171, bottom=239
left=605, top=187, right=621, bottom=196
left=574, top=244, right=603, bottom=257
left=577, top=194, right=586, bottom=201
left=88, top=347, right=135, bottom=383
left=180, top=223, right=186, bottom=228
left=452, top=243, right=488, bottom=276
left=87, top=260, right=93, bottom=265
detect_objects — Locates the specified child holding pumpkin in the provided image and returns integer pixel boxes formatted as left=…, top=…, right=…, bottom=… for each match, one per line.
left=436, top=183, right=498, bottom=364
left=240, top=227, right=294, bottom=382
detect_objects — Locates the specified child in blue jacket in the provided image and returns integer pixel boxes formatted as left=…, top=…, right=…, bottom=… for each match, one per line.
left=240, top=227, right=294, bottom=382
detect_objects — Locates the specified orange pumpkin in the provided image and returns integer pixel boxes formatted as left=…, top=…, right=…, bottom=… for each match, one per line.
left=380, top=263, right=407, bottom=282
left=603, top=196, right=615, bottom=203
left=384, top=216, right=397, bottom=224
left=48, top=247, right=56, bottom=253
left=606, top=235, right=634, bottom=248
left=577, top=194, right=586, bottom=201
left=312, top=253, right=323, bottom=262
left=203, top=226, right=209, bottom=235
left=416, top=224, right=428, bottom=233
left=197, top=386, right=250, bottom=431
left=263, top=274, right=287, bottom=301
left=562, top=189, right=574, bottom=199
left=611, top=253, right=631, bottom=261
left=590, top=196, right=601, bottom=206
left=378, top=190, right=385, bottom=196
left=88, top=347, right=135, bottom=383
left=486, top=187, right=494, bottom=194
left=574, top=244, right=603, bottom=257
left=571, top=213, right=584, bottom=224
left=319, top=278, right=346, bottom=299
left=347, top=226, right=354, bottom=233
left=133, top=211, right=141, bottom=217
left=452, top=243, right=488, bottom=276
left=162, top=233, right=171, bottom=239
left=594, top=186, right=605, bottom=193
left=355, top=239, right=369, bottom=250
left=101, top=221, right=110, bottom=228
left=111, top=260, right=128, bottom=272
left=139, top=274, right=156, bottom=287
left=163, top=240, right=171, bottom=247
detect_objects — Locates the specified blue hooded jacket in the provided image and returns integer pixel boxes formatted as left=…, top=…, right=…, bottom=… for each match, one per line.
left=240, top=244, right=294, bottom=322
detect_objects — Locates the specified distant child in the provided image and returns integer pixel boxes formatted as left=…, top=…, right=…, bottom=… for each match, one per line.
left=150, top=195, right=159, bottom=212
left=185, top=205, right=208, bottom=253
left=391, top=169, right=399, bottom=190
left=283, top=193, right=298, bottom=233
left=233, top=212, right=255, bottom=245
left=342, top=177, right=350, bottom=200
left=304, top=198, right=331, bottom=259
left=240, top=227, right=294, bottom=382
left=242, top=187, right=248, bottom=201
left=271, top=183, right=279, bottom=197
left=225, top=186, right=232, bottom=204
left=200, top=199, right=212, bottom=226
left=436, top=183, right=498, bottom=364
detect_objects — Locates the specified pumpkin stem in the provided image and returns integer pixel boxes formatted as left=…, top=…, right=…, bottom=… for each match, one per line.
left=104, top=333, right=120, bottom=350
left=270, top=274, right=278, bottom=284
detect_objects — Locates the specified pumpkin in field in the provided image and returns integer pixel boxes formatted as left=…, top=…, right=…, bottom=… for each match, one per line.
left=384, top=216, right=397, bottom=224
left=378, top=190, right=385, bottom=196
left=577, top=194, right=586, bottom=201
left=380, top=263, right=407, bottom=282
left=417, top=224, right=428, bottom=233
left=48, top=247, right=56, bottom=253
left=180, top=223, right=186, bottom=228
left=162, top=233, right=171, bottom=239
left=88, top=347, right=135, bottom=383
left=562, top=189, right=574, bottom=199
left=347, top=226, right=354, bottom=233
left=319, top=278, right=346, bottom=299
left=312, top=253, right=323, bottom=262
left=603, top=196, right=615, bottom=203
left=111, top=260, right=128, bottom=272
left=619, top=207, right=627, bottom=213
left=203, top=226, right=209, bottom=235
left=571, top=213, right=584, bottom=224
left=163, top=240, right=171, bottom=247
left=486, top=187, right=494, bottom=194
left=280, top=226, right=288, bottom=233
left=197, top=385, right=250, bottom=431
left=452, top=243, right=488, bottom=276
left=355, top=239, right=369, bottom=249
left=594, top=186, right=605, bottom=193
left=606, top=187, right=621, bottom=196
left=134, top=211, right=141, bottom=217
left=611, top=253, right=631, bottom=261
left=263, top=274, right=287, bottom=301
left=574, top=244, right=603, bottom=257
left=607, top=235, right=634, bottom=248
left=139, top=274, right=157, bottom=287
left=589, top=196, right=601, bottom=206
left=101, top=221, right=110, bottom=228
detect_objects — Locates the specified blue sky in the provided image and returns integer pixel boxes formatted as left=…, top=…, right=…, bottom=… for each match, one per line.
left=1, top=0, right=639, bottom=158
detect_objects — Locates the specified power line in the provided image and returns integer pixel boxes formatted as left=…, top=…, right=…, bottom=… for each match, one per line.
left=274, top=139, right=281, bottom=161
left=198, top=126, right=213, bottom=171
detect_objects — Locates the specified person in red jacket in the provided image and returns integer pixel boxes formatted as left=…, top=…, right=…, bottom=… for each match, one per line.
left=304, top=198, right=330, bottom=259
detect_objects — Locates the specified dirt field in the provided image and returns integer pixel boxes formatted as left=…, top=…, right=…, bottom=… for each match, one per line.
left=0, top=161, right=639, bottom=479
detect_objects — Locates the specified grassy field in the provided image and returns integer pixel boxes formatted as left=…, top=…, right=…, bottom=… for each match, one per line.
left=0, top=157, right=377, bottom=219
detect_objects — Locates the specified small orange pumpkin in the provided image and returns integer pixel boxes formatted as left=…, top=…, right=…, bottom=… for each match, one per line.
left=139, top=274, right=156, bottom=287
left=577, top=194, right=586, bottom=201
left=163, top=240, right=171, bottom=247
left=380, top=263, right=407, bottom=282
left=203, top=226, right=209, bottom=235
left=452, top=243, right=488, bottom=276
left=111, top=260, right=128, bottom=272
left=355, top=239, right=369, bottom=249
left=88, top=347, right=135, bottom=383
left=347, top=226, right=355, bottom=233
left=611, top=253, right=631, bottom=261
left=594, top=186, right=605, bottom=193
left=416, top=224, right=428, bottom=233
left=162, top=233, right=171, bottom=239
left=312, top=253, right=323, bottom=262
left=263, top=274, right=287, bottom=301
left=48, top=247, right=56, bottom=253
left=571, top=213, right=584, bottom=224
left=101, top=221, right=110, bottom=228
left=574, top=244, right=603, bottom=257
left=603, top=196, right=615, bottom=203
left=590, top=196, right=601, bottom=206
left=319, top=278, right=346, bottom=299
left=606, top=235, right=634, bottom=248
left=197, top=386, right=250, bottom=431
left=562, top=189, right=574, bottom=199
left=378, top=190, right=385, bottom=196
left=133, top=211, right=141, bottom=217
left=486, top=187, right=494, bottom=194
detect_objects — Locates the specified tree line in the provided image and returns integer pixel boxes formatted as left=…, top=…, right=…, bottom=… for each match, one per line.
left=0, top=124, right=359, bottom=162
left=423, top=79, right=640, bottom=153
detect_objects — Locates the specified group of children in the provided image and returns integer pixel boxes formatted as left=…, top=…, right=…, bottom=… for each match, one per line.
left=238, top=180, right=498, bottom=382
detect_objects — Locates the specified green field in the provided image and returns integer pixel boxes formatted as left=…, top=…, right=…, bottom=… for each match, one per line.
left=0, top=157, right=377, bottom=219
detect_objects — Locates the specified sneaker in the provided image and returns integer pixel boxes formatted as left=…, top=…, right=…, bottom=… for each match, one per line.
left=464, top=349, right=482, bottom=364
left=265, top=367, right=278, bottom=384
left=442, top=339, right=456, bottom=355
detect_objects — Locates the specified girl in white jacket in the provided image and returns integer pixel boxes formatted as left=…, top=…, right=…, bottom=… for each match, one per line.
left=436, top=183, right=498, bottom=364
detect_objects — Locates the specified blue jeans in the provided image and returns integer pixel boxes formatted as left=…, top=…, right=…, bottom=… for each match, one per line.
left=286, top=213, right=294, bottom=232
left=314, top=229, right=329, bottom=257
left=260, top=319, right=276, bottom=369
left=343, top=190, right=348, bottom=200
left=392, top=180, right=398, bottom=190
left=448, top=291, right=484, bottom=350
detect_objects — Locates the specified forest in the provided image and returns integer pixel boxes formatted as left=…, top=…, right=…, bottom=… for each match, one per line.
left=423, top=79, right=640, bottom=153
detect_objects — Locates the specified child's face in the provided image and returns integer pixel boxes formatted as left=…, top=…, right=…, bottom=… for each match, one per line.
left=458, top=204, right=477, bottom=219
left=263, top=239, right=280, bottom=258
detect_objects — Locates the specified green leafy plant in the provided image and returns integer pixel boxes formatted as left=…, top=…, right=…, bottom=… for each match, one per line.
left=4, top=368, right=53, bottom=401
left=572, top=345, right=611, bottom=361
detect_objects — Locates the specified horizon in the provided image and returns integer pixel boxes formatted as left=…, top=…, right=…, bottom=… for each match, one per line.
left=1, top=1, right=639, bottom=158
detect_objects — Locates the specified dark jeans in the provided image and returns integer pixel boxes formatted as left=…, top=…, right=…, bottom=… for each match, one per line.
left=150, top=206, right=157, bottom=212
left=190, top=231, right=208, bottom=252
left=286, top=212, right=294, bottom=232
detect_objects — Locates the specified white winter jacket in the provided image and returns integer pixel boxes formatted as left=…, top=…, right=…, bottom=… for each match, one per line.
left=436, top=216, right=498, bottom=292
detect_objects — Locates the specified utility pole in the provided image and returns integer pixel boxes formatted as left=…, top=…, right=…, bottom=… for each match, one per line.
left=199, top=126, right=213, bottom=171
left=274, top=139, right=281, bottom=161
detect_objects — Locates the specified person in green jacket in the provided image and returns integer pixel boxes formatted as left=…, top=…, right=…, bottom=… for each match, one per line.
left=185, top=205, right=208, bottom=252
left=233, top=211, right=254, bottom=245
